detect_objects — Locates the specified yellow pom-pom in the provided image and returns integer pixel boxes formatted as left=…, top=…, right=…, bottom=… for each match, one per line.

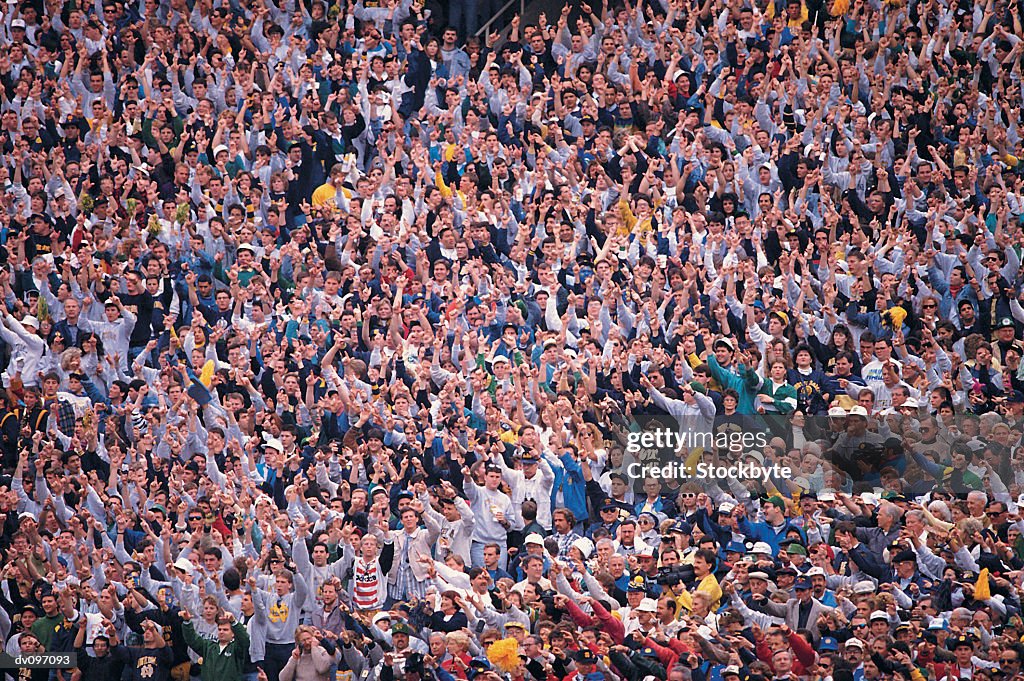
left=975, top=568, right=991, bottom=601
left=886, top=306, right=907, bottom=331
left=831, top=0, right=850, bottom=15
left=199, top=359, right=216, bottom=388
left=486, top=638, right=521, bottom=673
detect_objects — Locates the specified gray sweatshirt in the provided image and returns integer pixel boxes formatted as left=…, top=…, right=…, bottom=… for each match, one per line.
left=254, top=574, right=308, bottom=645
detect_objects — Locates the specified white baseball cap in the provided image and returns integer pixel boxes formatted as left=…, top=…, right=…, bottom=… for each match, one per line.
left=636, top=598, right=658, bottom=613
left=172, top=558, right=194, bottom=575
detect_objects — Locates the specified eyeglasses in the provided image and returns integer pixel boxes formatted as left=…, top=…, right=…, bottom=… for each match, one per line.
left=188, top=515, right=202, bottom=521
left=987, top=511, right=1004, bottom=517
left=853, top=623, right=868, bottom=629
left=922, top=303, right=937, bottom=309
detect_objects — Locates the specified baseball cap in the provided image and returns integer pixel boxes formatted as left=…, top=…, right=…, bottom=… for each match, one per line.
left=745, top=450, right=765, bottom=465
left=637, top=598, right=658, bottom=613
left=627, top=576, right=648, bottom=593
left=952, top=634, right=975, bottom=649
left=172, top=558, right=194, bottom=575
left=574, top=649, right=598, bottom=665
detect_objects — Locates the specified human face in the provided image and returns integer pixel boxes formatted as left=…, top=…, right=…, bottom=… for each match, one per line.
left=484, top=470, right=502, bottom=490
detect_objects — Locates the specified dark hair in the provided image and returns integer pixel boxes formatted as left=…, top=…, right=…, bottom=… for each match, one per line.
left=223, top=568, right=240, bottom=591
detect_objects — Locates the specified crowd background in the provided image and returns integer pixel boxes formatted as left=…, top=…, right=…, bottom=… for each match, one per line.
left=0, top=0, right=1023, bottom=680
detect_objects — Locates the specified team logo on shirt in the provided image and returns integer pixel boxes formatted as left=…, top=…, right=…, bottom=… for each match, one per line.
left=137, top=656, right=158, bottom=678
left=268, top=601, right=290, bottom=623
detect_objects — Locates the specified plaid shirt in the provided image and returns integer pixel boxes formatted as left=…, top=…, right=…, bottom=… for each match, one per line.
left=54, top=399, right=76, bottom=436
left=555, top=530, right=582, bottom=558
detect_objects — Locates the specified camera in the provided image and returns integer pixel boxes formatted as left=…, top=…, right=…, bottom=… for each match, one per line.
left=656, top=565, right=694, bottom=586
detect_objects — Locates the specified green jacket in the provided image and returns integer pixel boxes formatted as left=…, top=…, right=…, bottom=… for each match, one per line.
left=745, top=371, right=798, bottom=415
left=182, top=620, right=250, bottom=681
left=707, top=356, right=758, bottom=413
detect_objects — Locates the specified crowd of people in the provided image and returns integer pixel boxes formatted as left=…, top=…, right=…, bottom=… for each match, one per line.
left=0, top=0, right=1023, bottom=679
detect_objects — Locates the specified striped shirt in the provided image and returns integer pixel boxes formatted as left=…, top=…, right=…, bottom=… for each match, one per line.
left=352, top=558, right=387, bottom=611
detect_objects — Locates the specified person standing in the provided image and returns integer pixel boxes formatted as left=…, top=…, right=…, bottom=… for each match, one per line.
left=463, top=462, right=522, bottom=569
left=279, top=626, right=332, bottom=681
left=252, top=568, right=308, bottom=681
left=180, top=609, right=250, bottom=681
